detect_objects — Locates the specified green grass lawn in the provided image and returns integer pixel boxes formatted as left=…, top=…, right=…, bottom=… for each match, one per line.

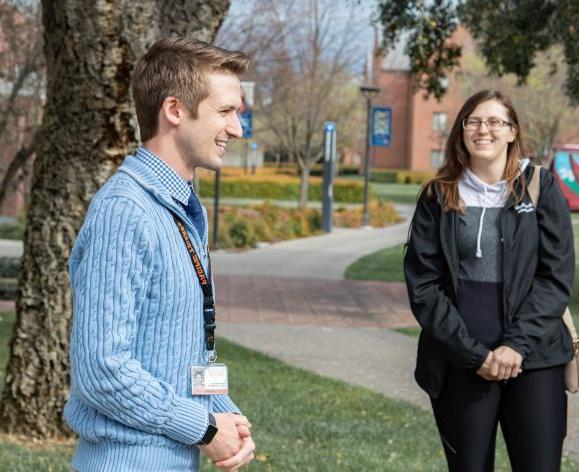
left=345, top=226, right=579, bottom=329
left=0, top=311, right=13, bottom=393
left=345, top=243, right=406, bottom=282
left=2, top=312, right=576, bottom=471
left=372, top=182, right=422, bottom=205
left=340, top=176, right=421, bottom=205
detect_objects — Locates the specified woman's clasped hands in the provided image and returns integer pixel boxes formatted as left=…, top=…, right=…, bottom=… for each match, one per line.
left=476, top=346, right=523, bottom=381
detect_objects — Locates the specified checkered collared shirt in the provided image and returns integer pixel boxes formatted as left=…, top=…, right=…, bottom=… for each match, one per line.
left=135, top=147, right=206, bottom=240
left=136, top=146, right=191, bottom=206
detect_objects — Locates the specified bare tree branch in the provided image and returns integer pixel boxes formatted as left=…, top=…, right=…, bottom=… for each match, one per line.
left=0, top=129, right=38, bottom=208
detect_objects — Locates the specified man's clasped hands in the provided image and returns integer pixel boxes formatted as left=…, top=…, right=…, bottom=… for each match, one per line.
left=200, top=413, right=256, bottom=472
left=476, top=345, right=523, bottom=381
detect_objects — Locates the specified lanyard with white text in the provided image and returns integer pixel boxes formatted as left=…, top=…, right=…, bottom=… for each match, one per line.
left=173, top=215, right=216, bottom=359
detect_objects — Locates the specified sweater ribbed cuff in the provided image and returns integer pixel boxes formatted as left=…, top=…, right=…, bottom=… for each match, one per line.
left=212, top=394, right=241, bottom=414
left=161, top=396, right=208, bottom=445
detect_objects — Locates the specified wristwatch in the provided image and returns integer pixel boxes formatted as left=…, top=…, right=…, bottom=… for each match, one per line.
left=198, top=413, right=218, bottom=445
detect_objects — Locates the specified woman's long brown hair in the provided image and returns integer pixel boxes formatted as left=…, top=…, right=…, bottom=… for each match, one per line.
left=425, top=90, right=526, bottom=212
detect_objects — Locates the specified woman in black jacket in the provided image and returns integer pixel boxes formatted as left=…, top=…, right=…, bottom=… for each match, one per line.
left=404, top=90, right=574, bottom=472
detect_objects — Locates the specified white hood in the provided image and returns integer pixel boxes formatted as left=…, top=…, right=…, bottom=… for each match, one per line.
left=458, top=158, right=530, bottom=258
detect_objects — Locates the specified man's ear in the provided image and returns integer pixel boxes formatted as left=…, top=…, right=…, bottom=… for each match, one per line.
left=161, top=96, right=181, bottom=126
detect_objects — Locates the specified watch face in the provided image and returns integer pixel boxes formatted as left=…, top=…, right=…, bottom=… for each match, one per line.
left=200, top=413, right=218, bottom=445
left=208, top=413, right=217, bottom=427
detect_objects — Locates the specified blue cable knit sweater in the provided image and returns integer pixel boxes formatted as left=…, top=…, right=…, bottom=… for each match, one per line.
left=64, top=154, right=240, bottom=472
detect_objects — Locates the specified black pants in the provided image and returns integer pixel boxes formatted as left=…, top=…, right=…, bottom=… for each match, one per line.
left=430, top=365, right=567, bottom=472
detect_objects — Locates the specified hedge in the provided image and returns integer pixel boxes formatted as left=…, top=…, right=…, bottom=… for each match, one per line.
left=0, top=258, right=21, bottom=301
left=309, top=165, right=360, bottom=177
left=0, top=221, right=25, bottom=240
left=370, top=169, right=434, bottom=185
left=198, top=176, right=373, bottom=203
left=210, top=203, right=322, bottom=249
left=208, top=201, right=400, bottom=249
left=0, top=257, right=20, bottom=278
left=0, top=277, right=17, bottom=301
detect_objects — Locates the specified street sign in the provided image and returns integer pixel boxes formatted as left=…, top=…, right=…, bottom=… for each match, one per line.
left=322, top=122, right=337, bottom=233
left=324, top=121, right=336, bottom=133
left=238, top=110, right=253, bottom=138
left=371, top=106, right=392, bottom=147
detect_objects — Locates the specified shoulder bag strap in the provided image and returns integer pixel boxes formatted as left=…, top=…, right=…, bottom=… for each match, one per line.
left=527, top=165, right=579, bottom=345
left=527, top=164, right=541, bottom=208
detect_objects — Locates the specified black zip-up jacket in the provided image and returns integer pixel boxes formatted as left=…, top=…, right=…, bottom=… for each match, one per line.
left=404, top=166, right=575, bottom=398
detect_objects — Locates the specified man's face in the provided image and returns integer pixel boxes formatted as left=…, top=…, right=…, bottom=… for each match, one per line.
left=176, top=71, right=243, bottom=171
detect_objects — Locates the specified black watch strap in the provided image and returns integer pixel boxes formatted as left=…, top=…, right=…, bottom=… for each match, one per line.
left=198, top=413, right=218, bottom=445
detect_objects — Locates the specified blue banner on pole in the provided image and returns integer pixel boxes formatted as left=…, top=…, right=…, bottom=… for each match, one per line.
left=324, top=121, right=336, bottom=133
left=238, top=110, right=253, bottom=138
left=371, top=107, right=392, bottom=147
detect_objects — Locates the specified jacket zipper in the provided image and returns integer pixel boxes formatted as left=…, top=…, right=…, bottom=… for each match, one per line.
left=500, top=210, right=508, bottom=330
left=440, top=211, right=459, bottom=298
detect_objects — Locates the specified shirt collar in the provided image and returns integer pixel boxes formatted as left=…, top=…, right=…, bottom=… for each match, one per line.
left=136, top=146, right=191, bottom=206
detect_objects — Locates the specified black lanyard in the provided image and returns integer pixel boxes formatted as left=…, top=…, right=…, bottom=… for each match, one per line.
left=173, top=215, right=216, bottom=354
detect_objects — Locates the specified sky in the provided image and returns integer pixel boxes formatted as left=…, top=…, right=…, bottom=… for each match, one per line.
left=220, top=0, right=380, bottom=76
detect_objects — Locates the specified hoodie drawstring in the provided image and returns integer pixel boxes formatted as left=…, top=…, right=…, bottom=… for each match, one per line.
left=475, top=185, right=488, bottom=258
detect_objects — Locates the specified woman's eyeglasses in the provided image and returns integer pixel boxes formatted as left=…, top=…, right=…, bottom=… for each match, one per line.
left=462, top=117, right=513, bottom=131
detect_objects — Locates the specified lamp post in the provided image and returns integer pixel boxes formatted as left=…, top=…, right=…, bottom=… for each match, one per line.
left=359, top=85, right=381, bottom=227
left=213, top=169, right=221, bottom=249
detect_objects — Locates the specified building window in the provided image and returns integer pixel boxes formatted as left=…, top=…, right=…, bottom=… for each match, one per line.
left=431, top=150, right=444, bottom=168
left=432, top=112, right=448, bottom=131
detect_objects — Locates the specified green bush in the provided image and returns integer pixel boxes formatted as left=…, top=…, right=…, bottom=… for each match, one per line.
left=0, top=222, right=24, bottom=240
left=209, top=200, right=402, bottom=249
left=199, top=176, right=371, bottom=203
left=0, top=278, right=17, bottom=301
left=226, top=218, right=259, bottom=248
left=370, top=169, right=434, bottom=185
left=210, top=203, right=322, bottom=249
left=0, top=258, right=20, bottom=278
left=370, top=170, right=397, bottom=184
left=309, top=165, right=360, bottom=177
left=339, top=166, right=361, bottom=176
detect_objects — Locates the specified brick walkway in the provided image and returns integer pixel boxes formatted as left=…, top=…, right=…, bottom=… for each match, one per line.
left=215, top=275, right=416, bottom=329
left=0, top=300, right=14, bottom=312
left=0, top=277, right=417, bottom=330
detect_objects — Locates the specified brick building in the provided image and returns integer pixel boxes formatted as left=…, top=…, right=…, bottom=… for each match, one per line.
left=366, top=29, right=477, bottom=172
left=0, top=2, right=42, bottom=217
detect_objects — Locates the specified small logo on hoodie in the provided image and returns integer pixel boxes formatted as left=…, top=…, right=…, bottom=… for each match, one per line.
left=514, top=203, right=535, bottom=214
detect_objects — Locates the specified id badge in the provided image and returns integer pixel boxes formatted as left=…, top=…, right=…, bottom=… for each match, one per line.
left=191, top=363, right=228, bottom=395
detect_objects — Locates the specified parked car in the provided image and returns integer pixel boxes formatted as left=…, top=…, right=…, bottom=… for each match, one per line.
left=550, top=144, right=579, bottom=211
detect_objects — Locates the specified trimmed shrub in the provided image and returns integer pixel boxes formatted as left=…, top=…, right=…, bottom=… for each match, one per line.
left=0, top=221, right=25, bottom=240
left=0, top=277, right=17, bottom=301
left=210, top=202, right=322, bottom=249
left=207, top=200, right=401, bottom=249
left=334, top=201, right=402, bottom=228
left=0, top=257, right=20, bottom=278
left=309, top=165, right=360, bottom=177
left=198, top=175, right=371, bottom=203
left=370, top=169, right=434, bottom=185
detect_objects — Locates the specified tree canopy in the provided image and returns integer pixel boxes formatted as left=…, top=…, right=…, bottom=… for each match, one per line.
left=378, top=0, right=579, bottom=104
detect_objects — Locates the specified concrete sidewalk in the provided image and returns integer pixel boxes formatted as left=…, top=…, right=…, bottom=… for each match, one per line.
left=212, top=204, right=413, bottom=280
left=0, top=239, right=22, bottom=258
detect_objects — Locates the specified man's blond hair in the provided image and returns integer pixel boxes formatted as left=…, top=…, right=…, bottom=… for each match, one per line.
left=132, top=38, right=249, bottom=141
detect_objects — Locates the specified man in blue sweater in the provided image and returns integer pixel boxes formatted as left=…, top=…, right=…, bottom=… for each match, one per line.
left=64, top=38, right=255, bottom=471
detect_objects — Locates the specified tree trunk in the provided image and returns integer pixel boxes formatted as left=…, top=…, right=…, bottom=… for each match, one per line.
left=0, top=0, right=230, bottom=439
left=298, top=164, right=310, bottom=209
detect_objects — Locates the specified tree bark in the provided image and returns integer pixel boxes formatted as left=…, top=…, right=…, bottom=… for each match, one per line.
left=0, top=0, right=230, bottom=439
